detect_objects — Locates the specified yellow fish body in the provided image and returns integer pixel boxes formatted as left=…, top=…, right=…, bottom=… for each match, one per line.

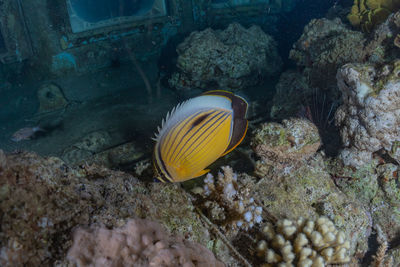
left=153, top=90, right=248, bottom=182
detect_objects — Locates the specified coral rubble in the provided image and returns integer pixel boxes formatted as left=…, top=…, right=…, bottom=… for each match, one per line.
left=169, top=22, right=281, bottom=91
left=67, top=218, right=225, bottom=267
left=256, top=217, right=350, bottom=266
left=334, top=61, right=400, bottom=167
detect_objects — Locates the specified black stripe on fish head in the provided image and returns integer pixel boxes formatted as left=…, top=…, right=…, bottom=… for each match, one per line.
left=190, top=113, right=210, bottom=129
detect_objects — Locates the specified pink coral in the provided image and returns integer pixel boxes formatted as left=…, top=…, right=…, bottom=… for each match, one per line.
left=67, top=218, right=225, bottom=267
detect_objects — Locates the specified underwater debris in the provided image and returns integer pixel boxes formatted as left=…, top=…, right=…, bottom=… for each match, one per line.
left=169, top=22, right=281, bottom=91
left=195, top=166, right=262, bottom=233
left=61, top=130, right=114, bottom=165
left=37, top=83, right=68, bottom=113
left=256, top=216, right=350, bottom=266
left=67, top=218, right=225, bottom=267
left=335, top=61, right=400, bottom=167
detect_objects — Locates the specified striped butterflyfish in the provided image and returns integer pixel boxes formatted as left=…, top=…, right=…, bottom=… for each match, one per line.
left=153, top=90, right=248, bottom=183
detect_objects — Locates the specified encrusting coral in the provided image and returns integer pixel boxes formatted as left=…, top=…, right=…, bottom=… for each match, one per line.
left=67, top=218, right=225, bottom=267
left=256, top=217, right=350, bottom=266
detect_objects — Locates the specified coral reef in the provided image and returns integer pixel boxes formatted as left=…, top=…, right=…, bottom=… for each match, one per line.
left=0, top=151, right=236, bottom=266
left=289, top=18, right=366, bottom=97
left=272, top=18, right=368, bottom=127
left=169, top=22, right=281, bottom=91
left=67, top=218, right=225, bottom=267
left=256, top=216, right=350, bottom=266
left=251, top=118, right=321, bottom=176
left=347, top=0, right=400, bottom=32
left=250, top=149, right=371, bottom=257
left=195, top=166, right=262, bottom=234
left=330, top=159, right=400, bottom=244
left=334, top=61, right=400, bottom=167
left=363, top=10, right=400, bottom=64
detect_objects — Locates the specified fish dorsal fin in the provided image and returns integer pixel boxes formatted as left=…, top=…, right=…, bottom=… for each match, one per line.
left=153, top=100, right=187, bottom=140
left=202, top=90, right=248, bottom=155
left=153, top=95, right=232, bottom=142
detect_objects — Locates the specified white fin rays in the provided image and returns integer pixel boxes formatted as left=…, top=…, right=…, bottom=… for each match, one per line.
left=152, top=100, right=189, bottom=142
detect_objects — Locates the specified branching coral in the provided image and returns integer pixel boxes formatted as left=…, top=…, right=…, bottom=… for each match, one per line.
left=348, top=0, right=400, bottom=32
left=256, top=217, right=350, bottom=266
left=195, top=166, right=262, bottom=233
left=67, top=218, right=225, bottom=267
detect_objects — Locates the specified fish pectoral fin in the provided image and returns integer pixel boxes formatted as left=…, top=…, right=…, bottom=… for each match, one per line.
left=192, top=169, right=210, bottom=178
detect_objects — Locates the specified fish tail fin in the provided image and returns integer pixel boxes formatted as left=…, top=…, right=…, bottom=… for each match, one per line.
left=34, top=126, right=46, bottom=132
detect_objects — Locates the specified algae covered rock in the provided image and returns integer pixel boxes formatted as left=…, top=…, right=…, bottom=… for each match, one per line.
left=335, top=61, right=400, bottom=167
left=169, top=22, right=282, bottom=91
left=251, top=118, right=321, bottom=176
left=270, top=70, right=311, bottom=120
left=251, top=153, right=371, bottom=258
left=328, top=159, right=400, bottom=251
left=290, top=18, right=366, bottom=95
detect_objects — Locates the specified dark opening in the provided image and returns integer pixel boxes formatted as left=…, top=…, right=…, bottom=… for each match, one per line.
left=70, top=0, right=156, bottom=23
left=0, top=26, right=7, bottom=54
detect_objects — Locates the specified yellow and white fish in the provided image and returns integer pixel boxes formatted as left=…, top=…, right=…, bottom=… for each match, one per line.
left=153, top=90, right=248, bottom=183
